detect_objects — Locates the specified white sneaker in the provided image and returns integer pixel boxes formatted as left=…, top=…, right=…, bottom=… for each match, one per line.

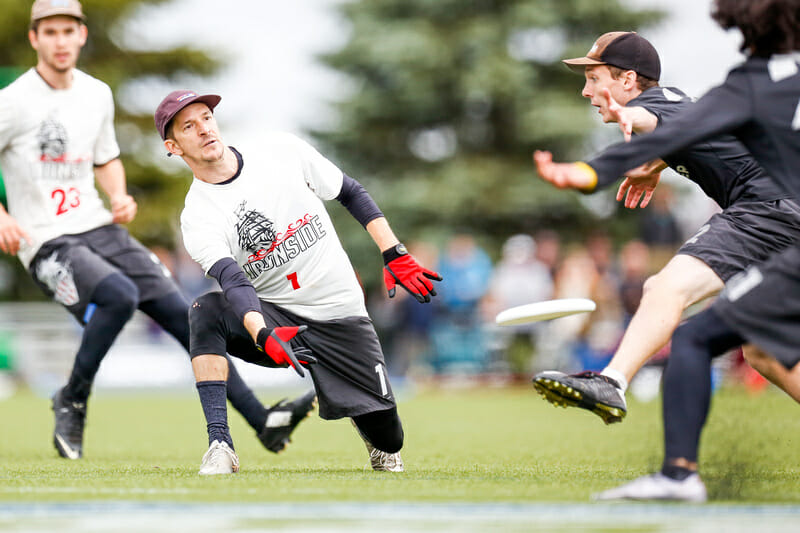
left=593, top=472, right=707, bottom=502
left=199, top=440, right=240, bottom=475
left=351, top=419, right=404, bottom=472
left=368, top=445, right=404, bottom=472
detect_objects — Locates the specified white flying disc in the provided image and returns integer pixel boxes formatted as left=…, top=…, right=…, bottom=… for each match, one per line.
left=495, top=298, right=596, bottom=326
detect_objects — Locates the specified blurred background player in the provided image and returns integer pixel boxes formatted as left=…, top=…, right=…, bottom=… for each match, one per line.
left=0, top=0, right=314, bottom=461
left=154, top=89, right=442, bottom=474
left=531, top=30, right=800, bottom=424
left=534, top=0, right=800, bottom=501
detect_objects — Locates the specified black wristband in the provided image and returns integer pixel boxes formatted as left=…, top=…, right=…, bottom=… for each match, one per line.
left=256, top=327, right=270, bottom=348
left=382, top=243, right=408, bottom=265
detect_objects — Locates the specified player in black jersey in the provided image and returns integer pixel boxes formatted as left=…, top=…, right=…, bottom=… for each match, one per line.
left=531, top=31, right=800, bottom=431
left=535, top=0, right=800, bottom=501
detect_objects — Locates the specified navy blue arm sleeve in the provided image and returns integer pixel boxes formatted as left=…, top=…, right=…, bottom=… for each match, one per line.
left=208, top=257, right=261, bottom=322
left=589, top=80, right=752, bottom=186
left=335, top=174, right=384, bottom=228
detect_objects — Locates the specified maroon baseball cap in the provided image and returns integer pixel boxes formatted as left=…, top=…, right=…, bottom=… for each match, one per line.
left=154, top=90, right=221, bottom=140
left=562, top=31, right=660, bottom=81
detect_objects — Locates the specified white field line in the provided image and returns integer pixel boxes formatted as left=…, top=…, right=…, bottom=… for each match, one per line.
left=1, top=502, right=800, bottom=532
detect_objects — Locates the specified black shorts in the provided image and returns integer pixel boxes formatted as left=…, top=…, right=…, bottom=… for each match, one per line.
left=189, top=292, right=396, bottom=420
left=678, top=199, right=800, bottom=281
left=714, top=244, right=800, bottom=369
left=29, top=224, right=179, bottom=323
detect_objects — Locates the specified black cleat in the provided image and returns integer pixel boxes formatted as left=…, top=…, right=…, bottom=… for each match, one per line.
left=52, top=387, right=87, bottom=459
left=532, top=370, right=627, bottom=424
left=257, top=389, right=316, bottom=453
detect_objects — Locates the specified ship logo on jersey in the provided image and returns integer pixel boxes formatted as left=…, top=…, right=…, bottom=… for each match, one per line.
left=234, top=201, right=327, bottom=279
left=35, top=252, right=79, bottom=306
left=35, top=116, right=92, bottom=181
left=37, top=118, right=68, bottom=161
left=235, top=201, right=277, bottom=253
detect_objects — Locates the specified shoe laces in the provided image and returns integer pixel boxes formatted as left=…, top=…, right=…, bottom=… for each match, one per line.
left=203, top=441, right=239, bottom=469
left=369, top=447, right=402, bottom=470
left=575, top=371, right=620, bottom=388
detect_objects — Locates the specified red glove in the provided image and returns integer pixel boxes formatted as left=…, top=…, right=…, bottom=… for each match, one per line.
left=256, top=326, right=317, bottom=377
left=382, top=243, right=442, bottom=303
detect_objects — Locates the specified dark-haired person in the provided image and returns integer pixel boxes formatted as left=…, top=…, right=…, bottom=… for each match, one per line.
left=535, top=0, right=800, bottom=501
left=153, top=89, right=442, bottom=474
left=0, top=0, right=314, bottom=462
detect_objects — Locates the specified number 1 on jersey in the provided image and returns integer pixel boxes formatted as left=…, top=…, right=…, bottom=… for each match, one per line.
left=287, top=272, right=300, bottom=290
left=374, top=363, right=388, bottom=396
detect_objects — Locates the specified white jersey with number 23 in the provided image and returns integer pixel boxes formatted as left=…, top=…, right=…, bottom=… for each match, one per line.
left=0, top=68, right=119, bottom=267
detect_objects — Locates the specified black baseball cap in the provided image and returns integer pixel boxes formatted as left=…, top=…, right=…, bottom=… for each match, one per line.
left=562, top=31, right=660, bottom=81
left=154, top=90, right=221, bottom=140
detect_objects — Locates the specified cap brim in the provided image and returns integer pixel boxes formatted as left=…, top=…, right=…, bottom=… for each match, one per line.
left=32, top=10, right=86, bottom=22
left=158, top=94, right=221, bottom=140
left=562, top=57, right=606, bottom=74
left=192, top=94, right=221, bottom=112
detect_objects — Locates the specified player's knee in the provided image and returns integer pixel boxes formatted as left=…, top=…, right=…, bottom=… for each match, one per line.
left=641, top=272, right=661, bottom=297
left=92, top=273, right=139, bottom=317
left=188, top=292, right=226, bottom=333
left=353, top=407, right=404, bottom=453
left=643, top=270, right=686, bottom=303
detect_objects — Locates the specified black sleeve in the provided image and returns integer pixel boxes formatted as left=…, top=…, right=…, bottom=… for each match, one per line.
left=207, top=257, right=261, bottom=322
left=589, top=75, right=753, bottom=185
left=629, top=87, right=691, bottom=126
left=335, top=174, right=384, bottom=228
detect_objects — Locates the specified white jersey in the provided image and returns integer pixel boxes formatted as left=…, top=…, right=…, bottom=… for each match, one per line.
left=0, top=68, right=119, bottom=267
left=181, top=133, right=368, bottom=321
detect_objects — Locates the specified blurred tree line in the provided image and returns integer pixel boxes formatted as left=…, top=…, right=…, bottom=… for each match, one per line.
left=0, top=0, right=662, bottom=301
left=314, top=0, right=663, bottom=290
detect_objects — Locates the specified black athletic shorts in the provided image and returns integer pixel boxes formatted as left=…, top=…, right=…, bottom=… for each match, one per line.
left=678, top=199, right=800, bottom=282
left=714, top=243, right=800, bottom=369
left=189, top=292, right=396, bottom=420
left=29, top=224, right=180, bottom=324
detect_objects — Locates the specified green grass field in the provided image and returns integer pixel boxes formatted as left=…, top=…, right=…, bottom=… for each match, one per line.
left=1, top=382, right=798, bottom=507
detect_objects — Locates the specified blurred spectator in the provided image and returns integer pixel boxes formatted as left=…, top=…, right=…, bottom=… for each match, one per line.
left=586, top=231, right=619, bottom=284
left=639, top=183, right=683, bottom=268
left=430, top=233, right=492, bottom=373
left=533, top=229, right=562, bottom=278
left=537, top=243, right=624, bottom=372
left=617, top=240, right=651, bottom=324
left=482, top=234, right=554, bottom=374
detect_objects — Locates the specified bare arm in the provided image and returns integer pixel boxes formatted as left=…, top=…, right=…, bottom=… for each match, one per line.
left=533, top=150, right=597, bottom=191
left=365, top=216, right=400, bottom=252
left=94, top=158, right=137, bottom=224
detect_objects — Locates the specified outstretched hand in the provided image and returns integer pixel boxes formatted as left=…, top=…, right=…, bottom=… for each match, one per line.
left=602, top=88, right=633, bottom=142
left=533, top=150, right=596, bottom=191
left=615, top=158, right=667, bottom=208
left=383, top=250, right=442, bottom=303
left=616, top=175, right=660, bottom=208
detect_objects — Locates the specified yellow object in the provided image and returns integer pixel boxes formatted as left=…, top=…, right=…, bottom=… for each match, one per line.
left=574, top=162, right=598, bottom=192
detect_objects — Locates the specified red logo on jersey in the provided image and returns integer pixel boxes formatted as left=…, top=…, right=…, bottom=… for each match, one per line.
left=247, top=213, right=315, bottom=263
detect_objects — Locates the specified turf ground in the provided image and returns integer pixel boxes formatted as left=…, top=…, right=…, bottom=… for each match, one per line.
left=1, top=383, right=799, bottom=531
